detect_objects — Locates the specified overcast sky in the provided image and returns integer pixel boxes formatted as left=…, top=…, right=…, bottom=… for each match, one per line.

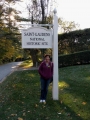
left=56, top=0, right=90, bottom=29
left=13, top=0, right=90, bottom=30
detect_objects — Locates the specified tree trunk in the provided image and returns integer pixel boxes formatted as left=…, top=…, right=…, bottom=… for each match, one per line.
left=40, top=0, right=45, bottom=23
left=30, top=49, right=38, bottom=67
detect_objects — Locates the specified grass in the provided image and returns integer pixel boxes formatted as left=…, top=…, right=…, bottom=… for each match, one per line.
left=19, top=60, right=33, bottom=68
left=0, top=65, right=90, bottom=120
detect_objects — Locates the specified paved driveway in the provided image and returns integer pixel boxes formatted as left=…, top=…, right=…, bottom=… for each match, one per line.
left=0, top=62, right=22, bottom=83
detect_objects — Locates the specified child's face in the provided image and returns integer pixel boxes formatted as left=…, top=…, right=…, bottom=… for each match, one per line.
left=45, top=56, right=50, bottom=63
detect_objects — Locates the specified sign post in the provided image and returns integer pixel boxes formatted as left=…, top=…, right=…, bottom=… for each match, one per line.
left=21, top=9, right=59, bottom=100
left=52, top=9, right=59, bottom=100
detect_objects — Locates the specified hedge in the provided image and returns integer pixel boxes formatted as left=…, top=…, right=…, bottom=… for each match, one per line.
left=58, top=50, right=90, bottom=67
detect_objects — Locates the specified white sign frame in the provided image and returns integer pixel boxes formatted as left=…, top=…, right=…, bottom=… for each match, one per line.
left=22, top=27, right=52, bottom=48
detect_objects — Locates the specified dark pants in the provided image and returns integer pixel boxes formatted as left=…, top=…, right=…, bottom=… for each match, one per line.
left=40, top=77, right=51, bottom=100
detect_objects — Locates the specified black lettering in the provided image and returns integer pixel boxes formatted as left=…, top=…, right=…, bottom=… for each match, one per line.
left=24, top=32, right=27, bottom=36
left=35, top=33, right=37, bottom=36
left=30, top=38, right=33, bottom=40
left=24, top=32, right=34, bottom=36
left=34, top=42, right=41, bottom=45
left=27, top=42, right=31, bottom=45
left=35, top=38, right=45, bottom=41
left=42, top=42, right=48, bottom=45
left=45, top=33, right=50, bottom=36
left=30, top=38, right=35, bottom=41
left=34, top=33, right=50, bottom=36
left=34, top=42, right=37, bottom=45
left=42, top=33, right=45, bottom=36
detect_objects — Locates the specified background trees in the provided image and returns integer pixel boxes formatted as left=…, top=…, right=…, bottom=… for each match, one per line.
left=58, top=28, right=90, bottom=55
left=24, top=0, right=51, bottom=66
left=0, top=0, right=23, bottom=64
left=0, top=0, right=90, bottom=65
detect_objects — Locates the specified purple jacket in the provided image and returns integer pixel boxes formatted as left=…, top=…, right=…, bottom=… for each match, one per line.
left=38, top=61, right=53, bottom=80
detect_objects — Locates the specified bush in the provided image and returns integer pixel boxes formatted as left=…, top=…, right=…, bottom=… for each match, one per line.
left=58, top=50, right=90, bottom=67
left=15, top=57, right=25, bottom=62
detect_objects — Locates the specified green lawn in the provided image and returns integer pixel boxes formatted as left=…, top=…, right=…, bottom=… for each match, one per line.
left=0, top=65, right=90, bottom=120
left=19, top=60, right=33, bottom=68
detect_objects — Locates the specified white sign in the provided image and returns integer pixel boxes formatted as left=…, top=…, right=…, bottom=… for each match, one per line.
left=22, top=27, right=52, bottom=48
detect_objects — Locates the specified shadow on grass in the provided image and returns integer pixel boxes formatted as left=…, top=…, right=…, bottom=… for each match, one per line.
left=59, top=65, right=90, bottom=120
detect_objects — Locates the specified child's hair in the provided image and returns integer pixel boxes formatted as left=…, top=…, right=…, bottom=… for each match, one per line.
left=44, top=54, right=50, bottom=59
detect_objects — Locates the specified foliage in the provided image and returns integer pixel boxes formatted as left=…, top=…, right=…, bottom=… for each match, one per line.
left=26, top=0, right=50, bottom=24
left=0, top=0, right=23, bottom=64
left=58, top=18, right=79, bottom=33
left=0, top=0, right=90, bottom=65
left=58, top=50, right=90, bottom=67
left=58, top=28, right=90, bottom=54
left=0, top=65, right=90, bottom=120
left=19, top=60, right=33, bottom=68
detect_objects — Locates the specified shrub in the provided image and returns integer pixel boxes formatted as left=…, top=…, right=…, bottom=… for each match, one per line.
left=58, top=50, right=90, bottom=67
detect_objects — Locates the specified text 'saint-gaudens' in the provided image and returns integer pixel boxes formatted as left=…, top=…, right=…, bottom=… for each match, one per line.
left=24, top=32, right=50, bottom=36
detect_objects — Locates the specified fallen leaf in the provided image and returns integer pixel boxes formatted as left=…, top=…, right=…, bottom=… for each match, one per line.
left=78, top=114, right=80, bottom=116
left=35, top=104, right=38, bottom=107
left=58, top=113, right=61, bottom=114
left=10, top=114, right=17, bottom=116
left=82, top=102, right=87, bottom=105
left=23, top=112, right=26, bottom=116
left=18, top=117, right=23, bottom=120
left=27, top=111, right=30, bottom=112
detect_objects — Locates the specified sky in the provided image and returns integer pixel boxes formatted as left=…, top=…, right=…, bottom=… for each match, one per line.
left=13, top=0, right=90, bottom=30
left=56, top=0, right=90, bottom=29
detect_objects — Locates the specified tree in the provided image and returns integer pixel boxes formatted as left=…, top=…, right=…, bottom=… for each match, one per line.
left=22, top=0, right=50, bottom=66
left=0, top=0, right=23, bottom=64
left=58, top=28, right=90, bottom=54
left=26, top=0, right=49, bottom=24
left=58, top=18, right=79, bottom=33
